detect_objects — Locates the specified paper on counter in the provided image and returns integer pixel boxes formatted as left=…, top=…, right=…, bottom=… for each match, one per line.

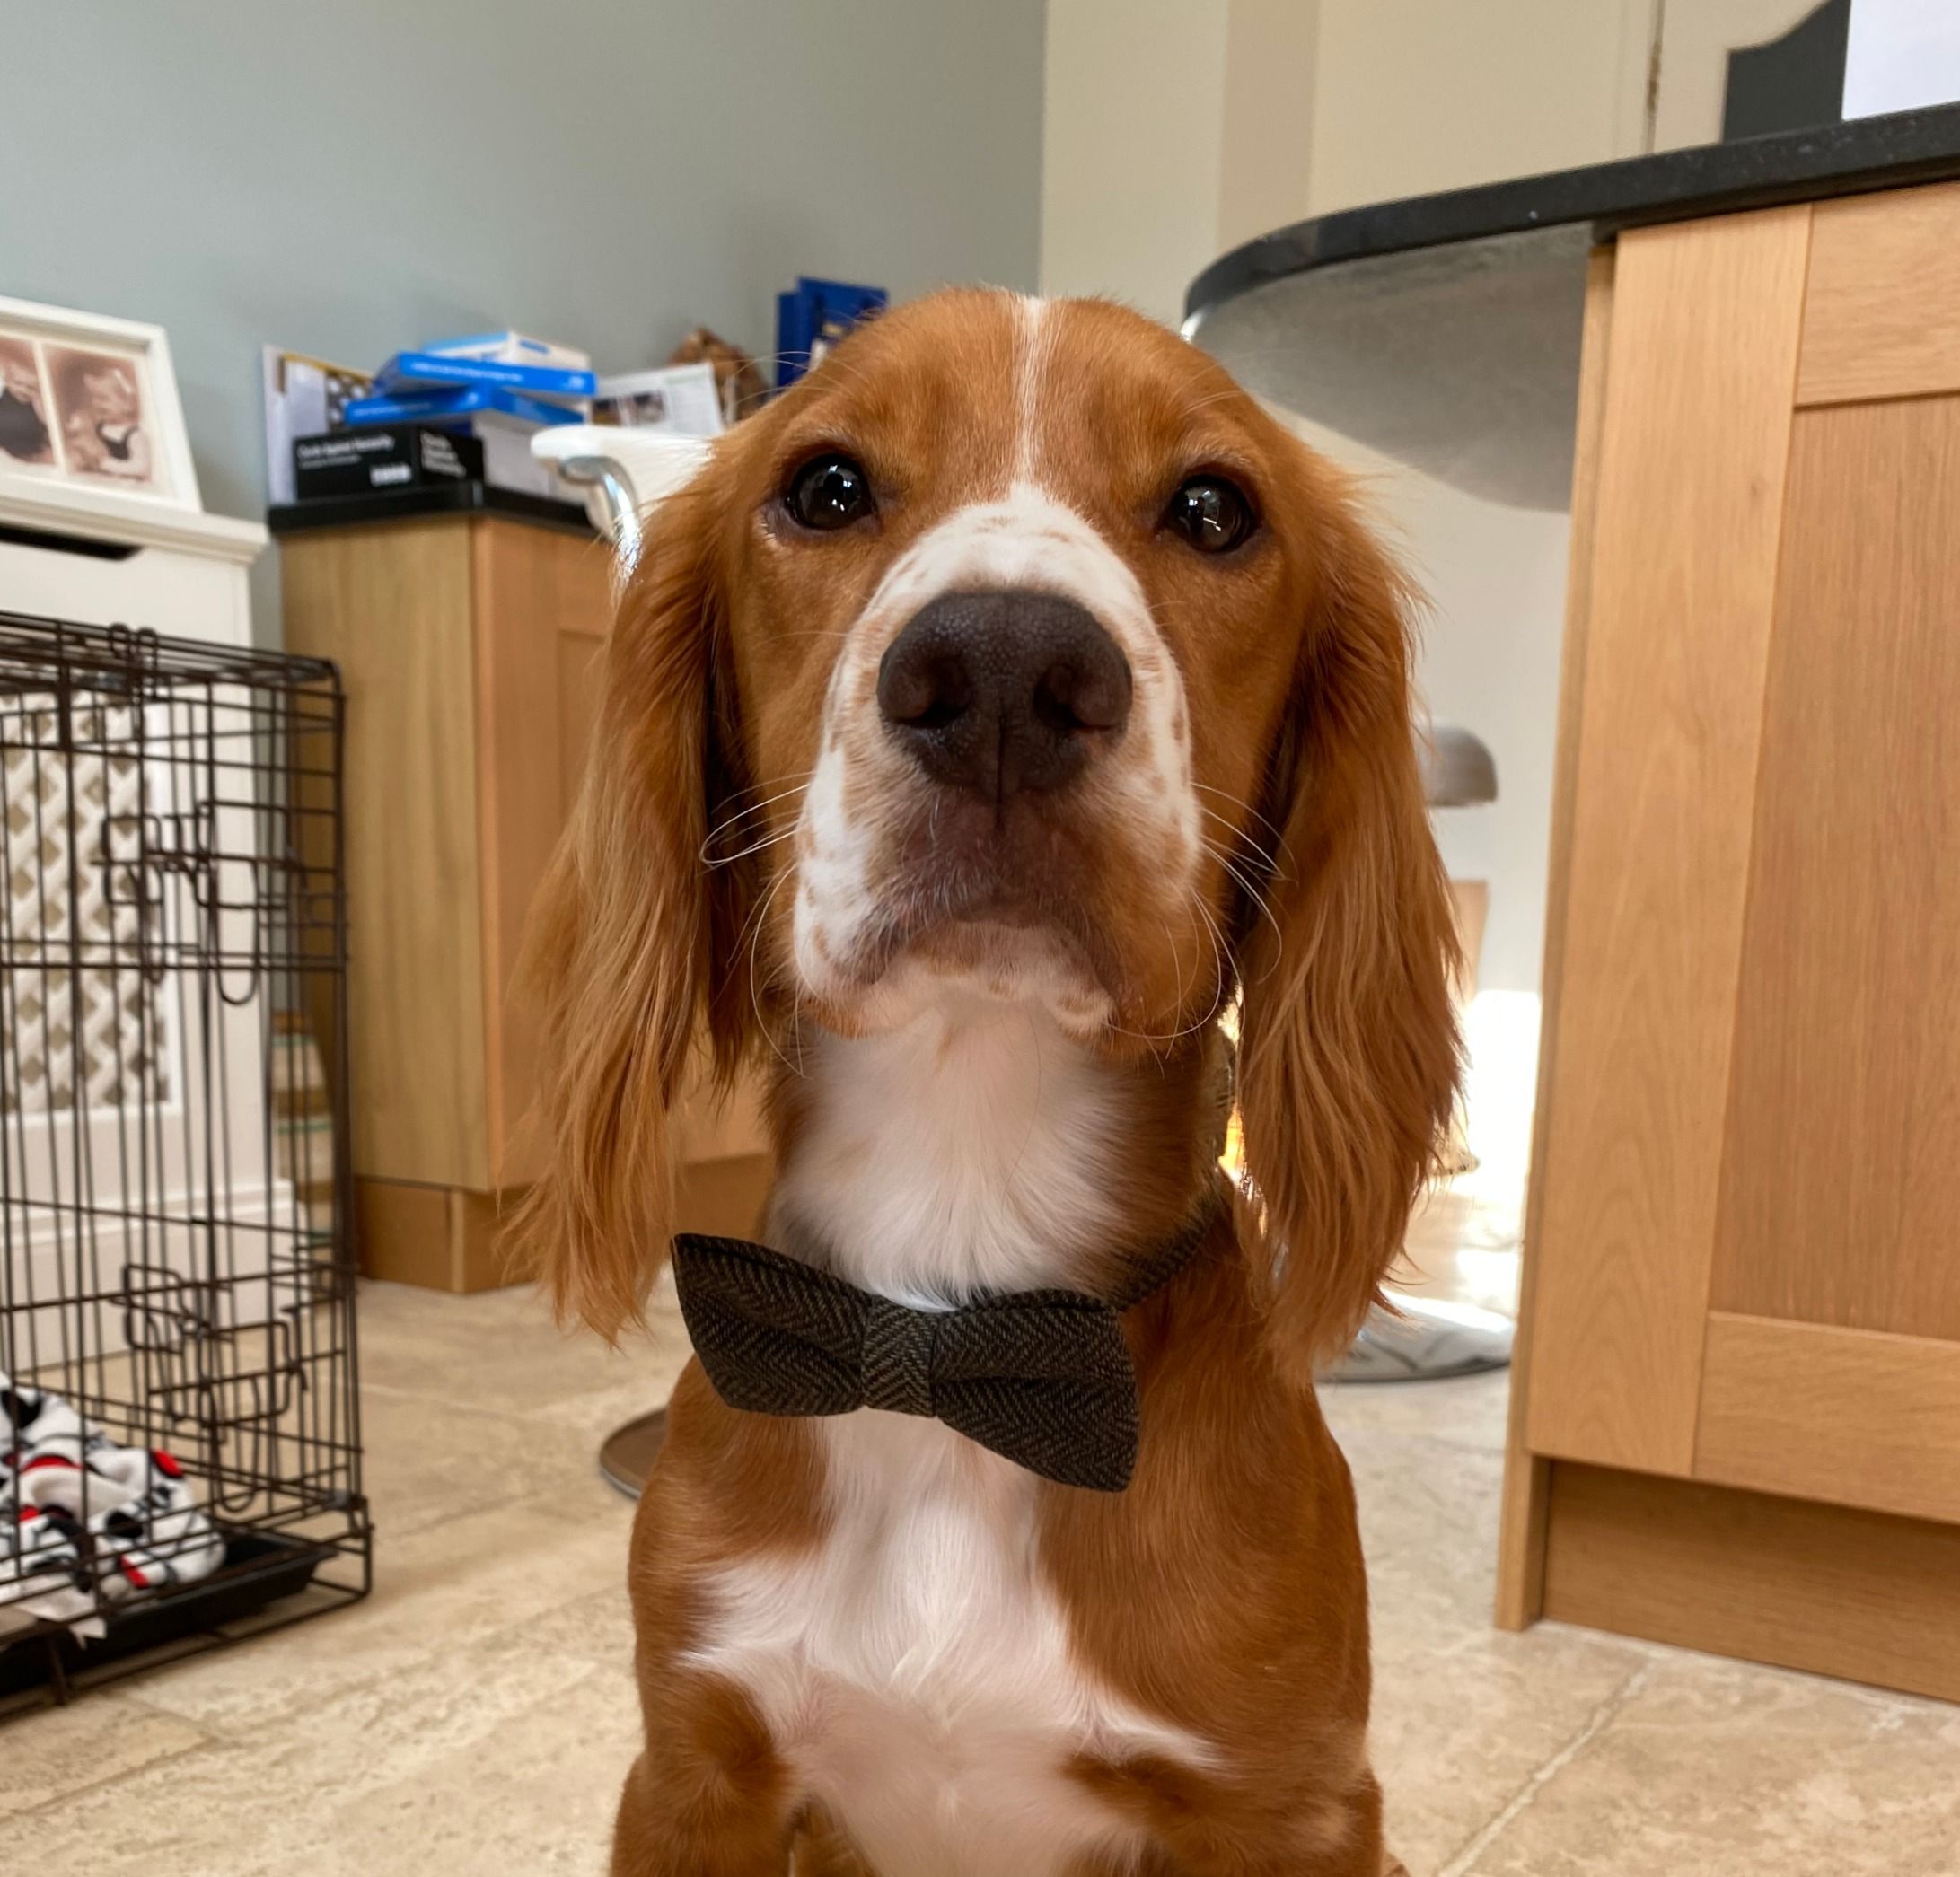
left=1844, top=0, right=1960, bottom=118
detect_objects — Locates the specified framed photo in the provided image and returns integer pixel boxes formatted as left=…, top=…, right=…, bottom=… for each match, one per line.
left=0, top=295, right=200, bottom=515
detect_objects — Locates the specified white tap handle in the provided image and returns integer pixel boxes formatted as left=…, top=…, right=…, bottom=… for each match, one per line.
left=531, top=427, right=715, bottom=582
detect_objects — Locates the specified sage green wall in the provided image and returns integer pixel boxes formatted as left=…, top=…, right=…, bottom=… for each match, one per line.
left=0, top=0, right=1046, bottom=627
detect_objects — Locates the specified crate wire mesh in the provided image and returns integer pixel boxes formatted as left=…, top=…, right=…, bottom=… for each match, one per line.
left=0, top=612, right=366, bottom=1707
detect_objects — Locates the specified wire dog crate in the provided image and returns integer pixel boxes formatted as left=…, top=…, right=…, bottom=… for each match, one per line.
left=0, top=611, right=366, bottom=1710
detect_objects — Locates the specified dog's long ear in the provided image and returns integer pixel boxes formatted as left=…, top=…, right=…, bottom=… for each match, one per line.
left=515, top=470, right=756, bottom=1340
left=1233, top=459, right=1462, bottom=1384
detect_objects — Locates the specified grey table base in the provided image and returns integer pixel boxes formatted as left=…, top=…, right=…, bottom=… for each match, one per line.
left=599, top=1409, right=669, bottom=1500
left=1324, top=1294, right=1514, bottom=1384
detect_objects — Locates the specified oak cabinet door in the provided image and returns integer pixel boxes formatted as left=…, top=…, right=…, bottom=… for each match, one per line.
left=473, top=523, right=769, bottom=1188
left=1523, top=181, right=1960, bottom=1530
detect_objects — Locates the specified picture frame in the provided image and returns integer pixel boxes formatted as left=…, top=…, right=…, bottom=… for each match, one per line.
left=0, top=294, right=201, bottom=520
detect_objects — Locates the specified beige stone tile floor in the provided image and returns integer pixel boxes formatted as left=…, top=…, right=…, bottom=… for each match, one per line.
left=7, top=1268, right=1959, bottom=1874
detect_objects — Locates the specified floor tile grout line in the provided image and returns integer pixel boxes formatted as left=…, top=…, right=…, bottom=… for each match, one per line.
left=356, top=1374, right=626, bottom=1415
left=24, top=1567, right=625, bottom=1772
left=9, top=1731, right=215, bottom=1821
left=117, top=1682, right=226, bottom=1734
left=100, top=1485, right=633, bottom=1743
left=356, top=1373, right=683, bottom=1430
left=1326, top=1427, right=1512, bottom=1459
left=1431, top=1658, right=1657, bottom=1877
left=11, top=1640, right=624, bottom=1833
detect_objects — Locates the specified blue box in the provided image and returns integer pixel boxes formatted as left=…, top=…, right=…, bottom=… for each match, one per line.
left=775, top=277, right=888, bottom=391
left=373, top=349, right=597, bottom=403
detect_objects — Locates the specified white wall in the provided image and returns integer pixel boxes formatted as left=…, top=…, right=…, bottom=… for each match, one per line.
left=1217, top=0, right=1324, bottom=251
left=1039, top=0, right=1231, bottom=326
left=1303, top=431, right=1571, bottom=1000
left=1306, top=0, right=1650, bottom=213
left=1654, top=0, right=1824, bottom=146
left=1295, top=1, right=1653, bottom=994
left=1041, top=0, right=1652, bottom=996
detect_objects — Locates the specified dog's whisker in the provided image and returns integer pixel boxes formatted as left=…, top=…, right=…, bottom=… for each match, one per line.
left=732, top=855, right=792, bottom=960
left=1191, top=781, right=1292, bottom=855
left=700, top=781, right=814, bottom=864
left=746, top=864, right=803, bottom=1078
left=1201, top=834, right=1285, bottom=952
left=704, top=776, right=813, bottom=841
left=703, top=824, right=802, bottom=869
left=1197, top=803, right=1280, bottom=875
left=1163, top=914, right=1189, bottom=1017
left=1191, top=890, right=1232, bottom=1028
left=1191, top=803, right=1282, bottom=899
left=1107, top=890, right=1231, bottom=1052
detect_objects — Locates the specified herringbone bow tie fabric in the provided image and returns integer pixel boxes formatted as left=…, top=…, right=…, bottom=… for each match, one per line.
left=671, top=1206, right=1215, bottom=1493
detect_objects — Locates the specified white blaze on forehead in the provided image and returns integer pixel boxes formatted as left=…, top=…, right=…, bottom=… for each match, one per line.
left=1015, top=292, right=1049, bottom=483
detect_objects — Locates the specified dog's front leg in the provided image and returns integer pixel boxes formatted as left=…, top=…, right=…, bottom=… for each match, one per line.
left=611, top=1676, right=799, bottom=1877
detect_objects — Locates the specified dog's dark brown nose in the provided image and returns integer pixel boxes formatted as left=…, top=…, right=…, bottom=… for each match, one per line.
left=876, top=589, right=1132, bottom=799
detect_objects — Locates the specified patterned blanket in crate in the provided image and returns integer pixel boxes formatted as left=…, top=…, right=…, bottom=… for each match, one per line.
left=1, top=1374, right=223, bottom=1641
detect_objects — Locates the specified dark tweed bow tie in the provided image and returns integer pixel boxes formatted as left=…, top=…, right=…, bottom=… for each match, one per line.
left=671, top=1197, right=1217, bottom=1493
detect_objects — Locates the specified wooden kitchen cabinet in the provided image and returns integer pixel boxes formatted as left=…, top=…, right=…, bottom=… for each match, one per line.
left=1499, top=180, right=1960, bottom=1701
left=280, top=509, right=768, bottom=1289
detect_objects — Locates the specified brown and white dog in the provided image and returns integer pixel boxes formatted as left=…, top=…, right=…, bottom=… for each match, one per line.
left=523, top=289, right=1459, bottom=1875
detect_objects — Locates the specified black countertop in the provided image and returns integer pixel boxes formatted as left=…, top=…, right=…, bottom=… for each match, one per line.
left=1185, top=103, right=1960, bottom=510
left=267, top=480, right=593, bottom=538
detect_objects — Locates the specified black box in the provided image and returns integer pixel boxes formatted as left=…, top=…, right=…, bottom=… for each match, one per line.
left=293, top=424, right=483, bottom=499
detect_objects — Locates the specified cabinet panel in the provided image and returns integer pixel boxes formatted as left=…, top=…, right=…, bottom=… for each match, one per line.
left=1710, top=398, right=1960, bottom=1338
left=1798, top=181, right=1960, bottom=408
left=1506, top=183, right=1960, bottom=1687
left=1694, top=1314, right=1960, bottom=1523
left=1524, top=206, right=1811, bottom=1475
left=1498, top=244, right=1616, bottom=1631
left=556, top=622, right=605, bottom=807
left=477, top=528, right=769, bottom=1184
left=471, top=522, right=615, bottom=1187
left=283, top=522, right=489, bottom=1189
left=1542, top=1462, right=1960, bottom=1706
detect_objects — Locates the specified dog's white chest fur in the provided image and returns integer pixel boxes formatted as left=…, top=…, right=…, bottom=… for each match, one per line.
left=694, top=1416, right=1199, bottom=1874
left=687, top=1002, right=1208, bottom=1873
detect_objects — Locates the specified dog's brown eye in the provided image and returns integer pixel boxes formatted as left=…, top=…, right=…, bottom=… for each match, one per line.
left=1164, top=476, right=1255, bottom=554
left=785, top=452, right=875, bottom=531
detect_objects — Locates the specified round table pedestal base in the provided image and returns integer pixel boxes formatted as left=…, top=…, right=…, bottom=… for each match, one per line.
left=1325, top=1295, right=1514, bottom=1384
left=598, top=1408, right=669, bottom=1500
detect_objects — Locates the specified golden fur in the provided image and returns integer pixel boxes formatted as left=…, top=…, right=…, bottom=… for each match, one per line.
left=516, top=290, right=1459, bottom=1873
